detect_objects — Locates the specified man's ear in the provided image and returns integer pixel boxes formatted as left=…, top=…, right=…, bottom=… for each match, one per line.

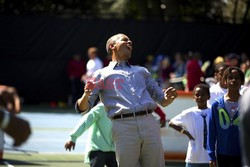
left=109, top=43, right=115, bottom=50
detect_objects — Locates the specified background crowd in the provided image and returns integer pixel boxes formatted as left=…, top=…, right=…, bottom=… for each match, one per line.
left=67, top=49, right=250, bottom=106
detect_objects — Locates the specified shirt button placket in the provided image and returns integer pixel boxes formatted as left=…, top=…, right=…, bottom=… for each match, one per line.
left=126, top=71, right=137, bottom=111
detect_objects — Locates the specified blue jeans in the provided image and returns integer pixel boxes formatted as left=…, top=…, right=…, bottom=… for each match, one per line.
left=186, top=163, right=209, bottom=167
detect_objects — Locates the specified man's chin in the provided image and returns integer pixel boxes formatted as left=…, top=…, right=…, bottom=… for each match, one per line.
left=127, top=54, right=132, bottom=59
left=119, top=52, right=131, bottom=61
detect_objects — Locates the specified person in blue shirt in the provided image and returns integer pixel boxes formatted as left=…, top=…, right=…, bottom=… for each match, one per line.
left=207, top=66, right=244, bottom=167
left=76, top=33, right=178, bottom=167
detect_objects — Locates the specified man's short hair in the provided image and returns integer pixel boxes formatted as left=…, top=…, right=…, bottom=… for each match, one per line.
left=106, top=33, right=124, bottom=56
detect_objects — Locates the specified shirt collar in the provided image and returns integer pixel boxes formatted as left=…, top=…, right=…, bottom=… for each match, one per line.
left=108, top=61, right=131, bottom=69
left=194, top=107, right=209, bottom=119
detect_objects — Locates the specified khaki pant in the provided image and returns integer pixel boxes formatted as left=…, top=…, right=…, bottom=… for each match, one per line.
left=112, top=114, right=165, bottom=167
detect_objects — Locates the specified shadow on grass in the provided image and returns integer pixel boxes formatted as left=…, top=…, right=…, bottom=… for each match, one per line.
left=165, top=160, right=185, bottom=167
left=1, top=159, right=45, bottom=166
left=1, top=159, right=84, bottom=166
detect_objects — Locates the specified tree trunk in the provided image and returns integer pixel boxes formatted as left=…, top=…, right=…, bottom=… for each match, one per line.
left=243, top=0, right=250, bottom=23
left=233, top=0, right=239, bottom=24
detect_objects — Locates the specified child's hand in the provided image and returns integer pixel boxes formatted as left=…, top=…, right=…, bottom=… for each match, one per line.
left=65, top=141, right=75, bottom=151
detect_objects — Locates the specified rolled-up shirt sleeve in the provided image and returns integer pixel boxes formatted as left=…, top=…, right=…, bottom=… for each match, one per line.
left=88, top=70, right=103, bottom=108
left=75, top=70, right=103, bottom=114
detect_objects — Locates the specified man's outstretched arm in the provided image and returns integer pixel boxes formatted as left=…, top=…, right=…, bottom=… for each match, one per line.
left=77, top=81, right=94, bottom=112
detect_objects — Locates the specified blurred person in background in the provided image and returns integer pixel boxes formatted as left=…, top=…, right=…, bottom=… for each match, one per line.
left=170, top=52, right=186, bottom=90
left=240, top=52, right=249, bottom=65
left=240, top=58, right=250, bottom=87
left=208, top=63, right=229, bottom=106
left=152, top=54, right=165, bottom=84
left=204, top=56, right=224, bottom=87
left=171, top=52, right=186, bottom=78
left=158, top=56, right=174, bottom=89
left=67, top=53, right=86, bottom=105
left=225, top=53, right=240, bottom=67
left=0, top=85, right=31, bottom=162
left=240, top=88, right=250, bottom=167
left=144, top=54, right=157, bottom=76
left=186, top=52, right=204, bottom=91
left=81, top=47, right=103, bottom=83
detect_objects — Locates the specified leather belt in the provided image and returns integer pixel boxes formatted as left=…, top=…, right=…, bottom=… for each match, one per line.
left=112, top=110, right=153, bottom=120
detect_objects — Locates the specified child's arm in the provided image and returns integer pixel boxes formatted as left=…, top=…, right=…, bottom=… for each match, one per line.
left=154, top=106, right=166, bottom=127
left=65, top=104, right=104, bottom=151
left=169, top=122, right=195, bottom=140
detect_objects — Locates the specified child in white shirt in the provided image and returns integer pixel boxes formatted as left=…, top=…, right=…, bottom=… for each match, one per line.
left=169, top=84, right=210, bottom=167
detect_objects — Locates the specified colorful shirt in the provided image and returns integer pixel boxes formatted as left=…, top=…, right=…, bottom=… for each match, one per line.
left=207, top=96, right=241, bottom=161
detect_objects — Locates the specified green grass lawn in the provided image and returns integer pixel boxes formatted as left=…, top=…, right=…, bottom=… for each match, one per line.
left=3, top=153, right=89, bottom=167
left=3, top=152, right=185, bottom=167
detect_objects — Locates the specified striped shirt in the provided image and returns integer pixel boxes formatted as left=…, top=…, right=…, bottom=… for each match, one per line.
left=86, top=61, right=165, bottom=118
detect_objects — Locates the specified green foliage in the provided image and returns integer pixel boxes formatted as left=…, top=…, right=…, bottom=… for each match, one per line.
left=0, top=0, right=249, bottom=24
